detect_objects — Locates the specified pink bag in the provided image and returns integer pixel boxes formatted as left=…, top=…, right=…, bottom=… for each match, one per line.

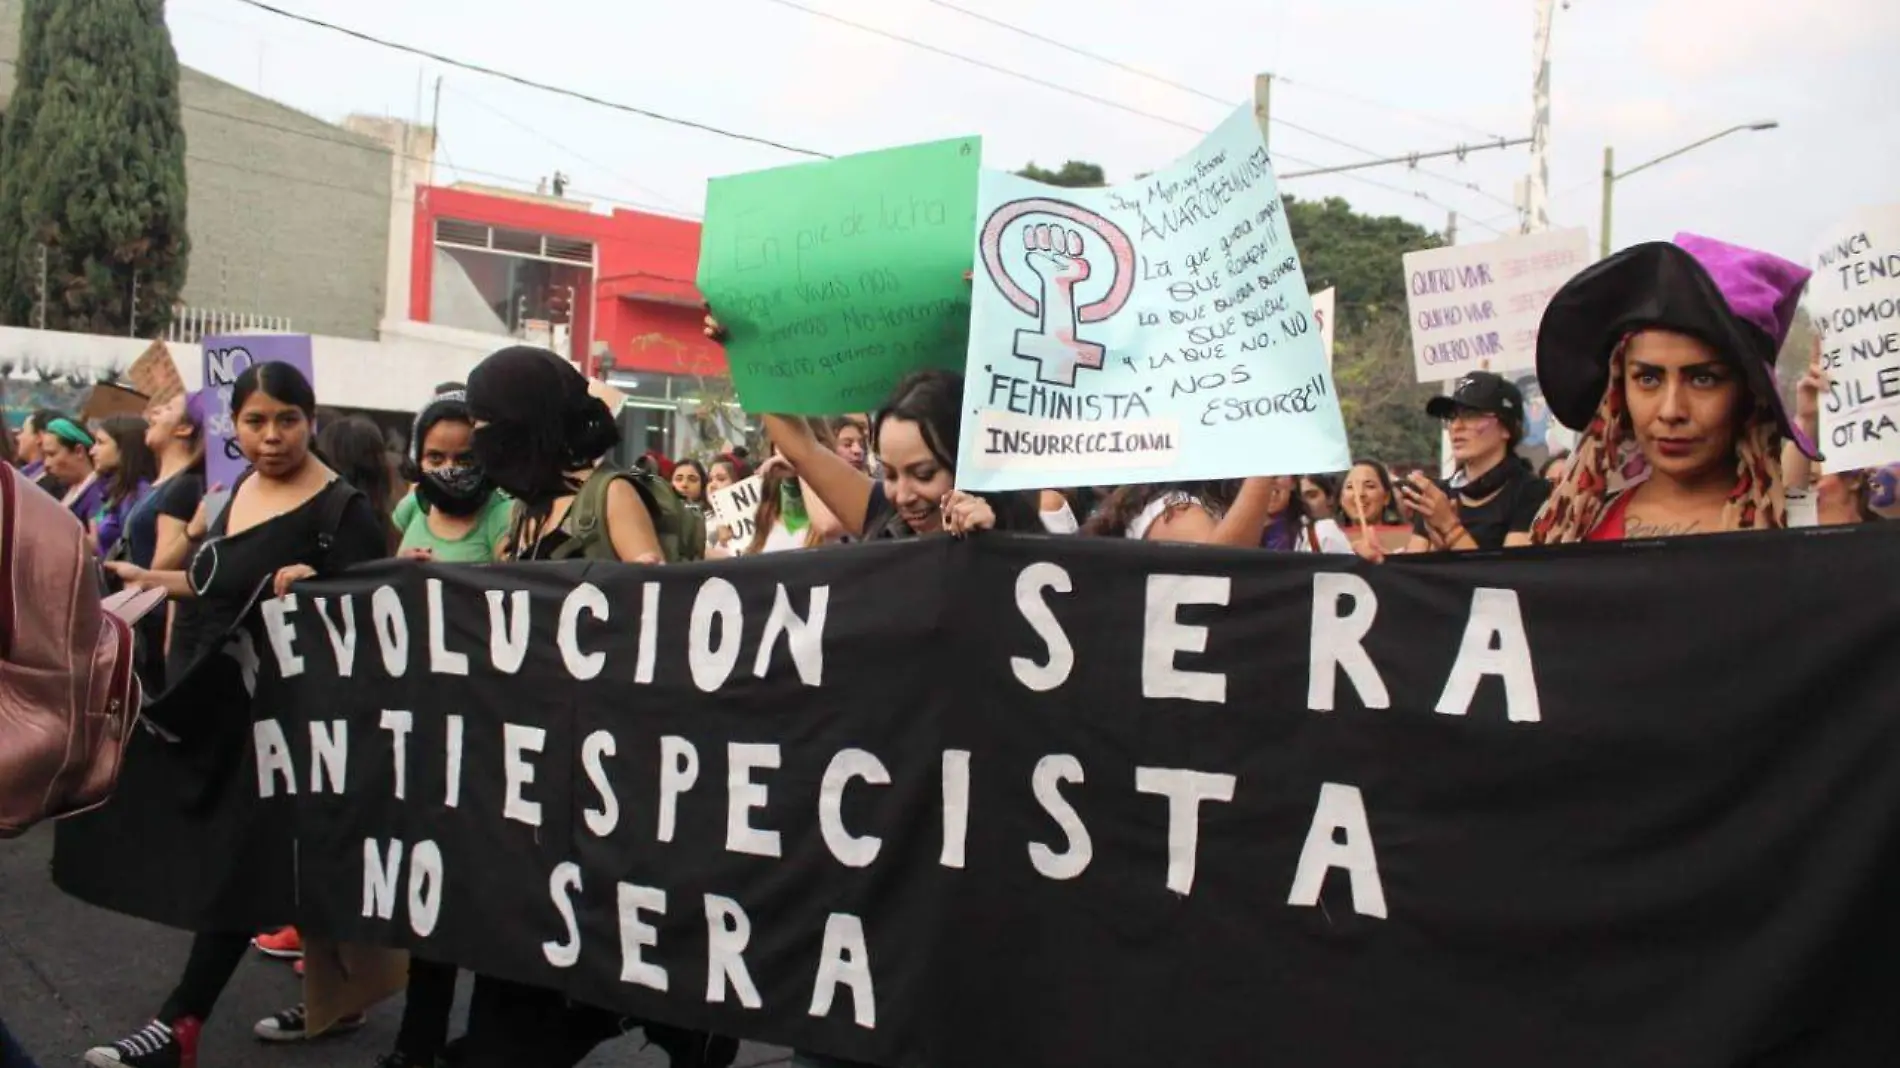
left=0, top=462, right=141, bottom=837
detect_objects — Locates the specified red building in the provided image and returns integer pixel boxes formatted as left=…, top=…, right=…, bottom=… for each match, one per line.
left=407, top=183, right=734, bottom=455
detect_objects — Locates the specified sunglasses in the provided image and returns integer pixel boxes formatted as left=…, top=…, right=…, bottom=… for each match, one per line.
left=1438, top=409, right=1499, bottom=428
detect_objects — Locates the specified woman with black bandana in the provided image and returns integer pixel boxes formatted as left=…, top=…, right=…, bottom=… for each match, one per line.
left=465, top=346, right=664, bottom=565
left=458, top=347, right=733, bottom=1068
left=391, top=387, right=511, bottom=563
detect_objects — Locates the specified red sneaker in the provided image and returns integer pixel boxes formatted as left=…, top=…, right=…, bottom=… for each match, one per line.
left=82, top=1015, right=199, bottom=1068
left=174, top=1016, right=201, bottom=1068
left=252, top=927, right=302, bottom=960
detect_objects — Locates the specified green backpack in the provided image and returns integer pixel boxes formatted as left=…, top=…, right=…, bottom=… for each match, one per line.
left=550, top=465, right=706, bottom=564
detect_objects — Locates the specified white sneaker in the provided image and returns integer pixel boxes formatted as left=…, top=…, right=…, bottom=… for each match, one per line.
left=253, top=1002, right=366, bottom=1042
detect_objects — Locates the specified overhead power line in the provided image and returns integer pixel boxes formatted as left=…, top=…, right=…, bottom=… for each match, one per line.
left=760, top=0, right=1511, bottom=226
left=758, top=0, right=1205, bottom=133
left=910, top=0, right=1519, bottom=209
left=0, top=56, right=700, bottom=218
left=442, top=84, right=692, bottom=212
left=770, top=0, right=1518, bottom=220
left=172, top=94, right=695, bottom=216
left=225, top=0, right=832, bottom=159
left=1273, top=75, right=1506, bottom=142
left=1281, top=138, right=1533, bottom=180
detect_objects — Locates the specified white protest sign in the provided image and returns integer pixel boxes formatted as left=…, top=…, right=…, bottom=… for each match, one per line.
left=1401, top=228, right=1589, bottom=383
left=710, top=475, right=764, bottom=545
left=957, top=103, right=1349, bottom=491
left=1313, top=287, right=1337, bottom=368
left=1811, top=204, right=1900, bottom=469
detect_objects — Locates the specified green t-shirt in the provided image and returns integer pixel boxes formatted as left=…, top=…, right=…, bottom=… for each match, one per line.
left=395, top=490, right=514, bottom=563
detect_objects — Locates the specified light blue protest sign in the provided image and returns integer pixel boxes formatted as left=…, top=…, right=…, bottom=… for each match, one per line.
left=957, top=104, right=1349, bottom=491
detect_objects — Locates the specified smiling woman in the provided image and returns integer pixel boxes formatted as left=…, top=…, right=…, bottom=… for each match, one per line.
left=758, top=369, right=1041, bottom=541
left=1529, top=233, right=1817, bottom=543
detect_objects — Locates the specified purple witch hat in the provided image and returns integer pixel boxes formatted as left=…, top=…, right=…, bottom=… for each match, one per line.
left=1537, top=232, right=1819, bottom=460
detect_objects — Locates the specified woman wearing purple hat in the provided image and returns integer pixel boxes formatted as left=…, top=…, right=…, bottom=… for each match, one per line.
left=1528, top=233, right=1819, bottom=543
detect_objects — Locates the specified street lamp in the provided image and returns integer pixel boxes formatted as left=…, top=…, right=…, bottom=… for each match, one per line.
left=1600, top=121, right=1779, bottom=257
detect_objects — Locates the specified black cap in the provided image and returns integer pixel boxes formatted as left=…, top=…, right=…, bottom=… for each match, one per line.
left=1426, top=371, right=1523, bottom=421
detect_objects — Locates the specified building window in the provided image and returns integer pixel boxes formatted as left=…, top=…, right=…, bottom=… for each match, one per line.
left=430, top=219, right=594, bottom=360
left=616, top=400, right=677, bottom=464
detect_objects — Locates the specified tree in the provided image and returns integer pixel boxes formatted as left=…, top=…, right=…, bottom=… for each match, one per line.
left=0, top=0, right=55, bottom=323
left=1014, top=160, right=1107, bottom=188
left=0, top=0, right=190, bottom=336
left=1285, top=195, right=1446, bottom=467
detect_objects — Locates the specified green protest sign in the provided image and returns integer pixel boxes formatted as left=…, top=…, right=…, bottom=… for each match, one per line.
left=697, top=137, right=981, bottom=414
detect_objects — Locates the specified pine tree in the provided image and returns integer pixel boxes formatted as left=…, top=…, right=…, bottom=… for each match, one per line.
left=0, top=0, right=190, bottom=335
left=0, top=0, right=56, bottom=326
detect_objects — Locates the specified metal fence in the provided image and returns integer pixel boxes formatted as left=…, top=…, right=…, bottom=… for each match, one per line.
left=165, top=306, right=293, bottom=344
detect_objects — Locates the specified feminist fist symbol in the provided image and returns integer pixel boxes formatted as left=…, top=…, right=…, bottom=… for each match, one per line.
left=1016, top=225, right=1103, bottom=388
left=979, top=199, right=1136, bottom=388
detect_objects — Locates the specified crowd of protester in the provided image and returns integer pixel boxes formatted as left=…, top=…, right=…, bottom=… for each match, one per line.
left=2, top=230, right=1898, bottom=1068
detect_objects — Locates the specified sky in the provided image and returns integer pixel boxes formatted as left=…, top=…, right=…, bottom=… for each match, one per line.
left=163, top=0, right=1898, bottom=263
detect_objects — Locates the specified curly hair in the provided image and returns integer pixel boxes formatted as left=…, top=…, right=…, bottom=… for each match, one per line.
left=1080, top=480, right=1243, bottom=538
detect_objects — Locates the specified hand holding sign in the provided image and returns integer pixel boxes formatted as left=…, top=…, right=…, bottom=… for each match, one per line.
left=1796, top=342, right=1829, bottom=437
left=941, top=489, right=995, bottom=538
left=1811, top=205, right=1900, bottom=467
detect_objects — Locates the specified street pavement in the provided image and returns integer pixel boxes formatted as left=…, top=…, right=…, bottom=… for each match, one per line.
left=0, top=828, right=790, bottom=1068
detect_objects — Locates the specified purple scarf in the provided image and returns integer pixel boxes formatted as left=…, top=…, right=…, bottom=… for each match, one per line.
left=66, top=477, right=109, bottom=528
left=1260, top=512, right=1298, bottom=552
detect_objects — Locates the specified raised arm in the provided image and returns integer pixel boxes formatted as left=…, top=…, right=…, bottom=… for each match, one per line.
left=1784, top=343, right=1826, bottom=491
left=762, top=415, right=874, bottom=538
left=1204, top=477, right=1280, bottom=548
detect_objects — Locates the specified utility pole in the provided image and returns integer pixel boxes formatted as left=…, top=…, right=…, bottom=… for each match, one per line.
left=128, top=269, right=139, bottom=337
left=1526, top=0, right=1556, bottom=232
left=1599, top=146, right=1614, bottom=258
left=1253, top=73, right=1273, bottom=153
left=1447, top=211, right=1459, bottom=246
left=1596, top=122, right=1776, bottom=258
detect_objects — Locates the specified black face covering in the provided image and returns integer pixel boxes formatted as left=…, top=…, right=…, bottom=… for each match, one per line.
left=409, top=390, right=494, bottom=518
left=416, top=464, right=494, bottom=517
left=465, top=346, right=620, bottom=511
left=471, top=419, right=557, bottom=507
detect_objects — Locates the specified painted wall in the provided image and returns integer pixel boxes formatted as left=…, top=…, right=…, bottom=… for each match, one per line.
left=410, top=185, right=726, bottom=378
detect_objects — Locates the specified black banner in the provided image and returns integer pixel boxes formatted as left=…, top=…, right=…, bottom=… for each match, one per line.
left=73, top=530, right=1900, bottom=1065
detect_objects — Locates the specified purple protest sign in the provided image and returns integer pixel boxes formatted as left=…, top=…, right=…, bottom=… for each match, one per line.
left=198, top=334, right=316, bottom=491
